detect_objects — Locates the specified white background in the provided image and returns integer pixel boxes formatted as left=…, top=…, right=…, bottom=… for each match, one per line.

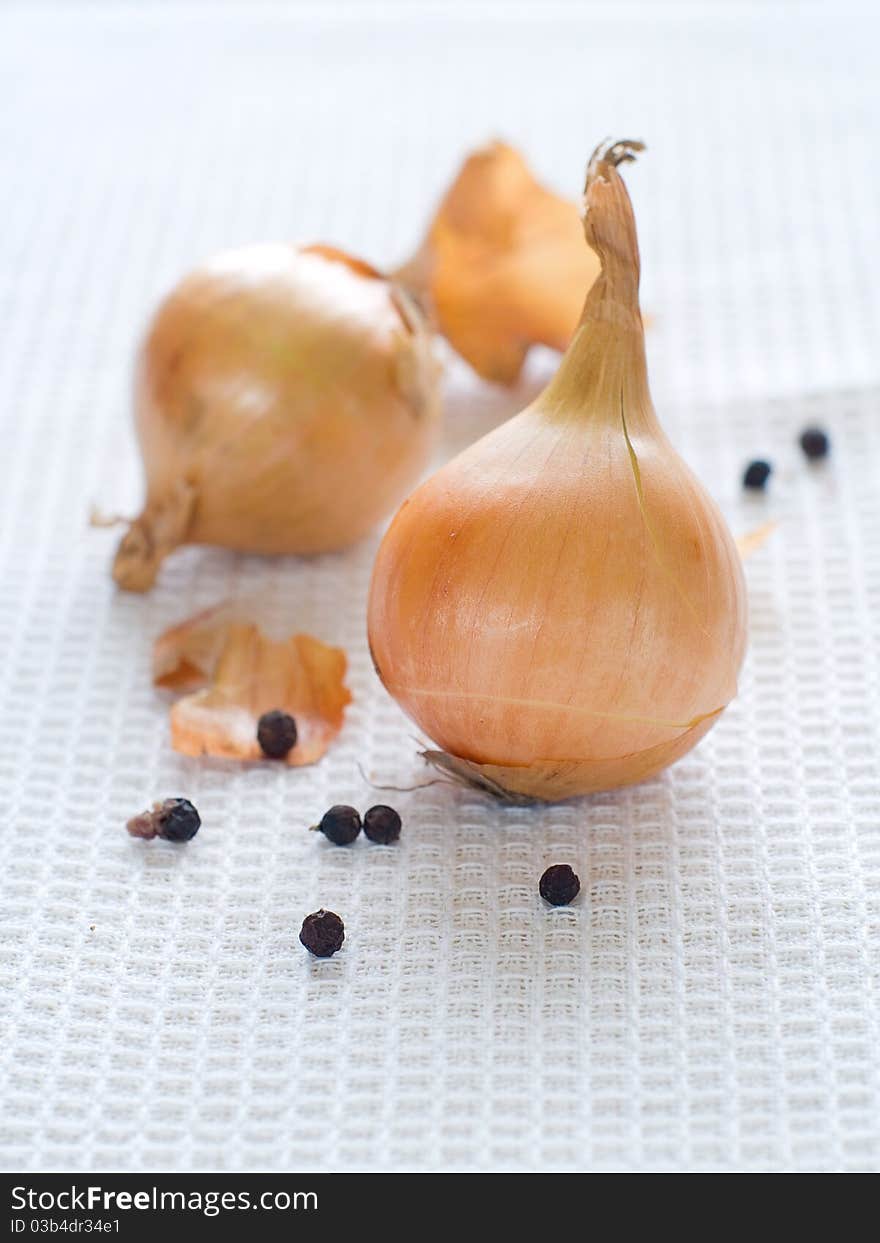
left=1, top=1, right=878, bottom=1172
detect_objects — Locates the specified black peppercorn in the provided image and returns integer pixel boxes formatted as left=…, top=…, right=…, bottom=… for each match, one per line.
left=539, top=864, right=580, bottom=906
left=126, top=797, right=201, bottom=842
left=799, top=426, right=830, bottom=461
left=300, top=909, right=345, bottom=958
left=363, top=804, right=402, bottom=844
left=743, top=459, right=772, bottom=490
left=313, top=804, right=362, bottom=845
left=157, top=798, right=202, bottom=842
left=257, top=709, right=298, bottom=759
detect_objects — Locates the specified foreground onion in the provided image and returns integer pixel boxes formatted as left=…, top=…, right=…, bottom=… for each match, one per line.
left=368, top=141, right=747, bottom=802
left=113, top=243, right=440, bottom=591
left=395, top=142, right=600, bottom=385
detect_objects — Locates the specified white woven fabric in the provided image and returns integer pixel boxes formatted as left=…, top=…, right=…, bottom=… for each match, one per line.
left=1, top=1, right=879, bottom=1173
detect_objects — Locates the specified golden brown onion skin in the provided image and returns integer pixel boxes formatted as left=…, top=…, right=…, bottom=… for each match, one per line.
left=368, top=142, right=747, bottom=801
left=395, top=142, right=600, bottom=385
left=113, top=244, right=440, bottom=591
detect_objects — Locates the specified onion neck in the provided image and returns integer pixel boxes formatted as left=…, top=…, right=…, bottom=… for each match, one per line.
left=112, top=480, right=196, bottom=592
left=538, top=139, right=659, bottom=440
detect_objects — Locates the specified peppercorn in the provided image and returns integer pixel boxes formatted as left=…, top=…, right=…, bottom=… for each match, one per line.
left=126, top=797, right=201, bottom=842
left=256, top=709, right=298, bottom=759
left=363, top=804, right=402, bottom=844
left=157, top=798, right=202, bottom=842
left=539, top=863, right=580, bottom=906
left=313, top=804, right=362, bottom=845
left=799, top=426, right=830, bottom=461
left=743, top=459, right=772, bottom=490
left=299, top=909, right=345, bottom=958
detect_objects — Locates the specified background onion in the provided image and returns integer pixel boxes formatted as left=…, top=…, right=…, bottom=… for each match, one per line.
left=113, top=242, right=440, bottom=591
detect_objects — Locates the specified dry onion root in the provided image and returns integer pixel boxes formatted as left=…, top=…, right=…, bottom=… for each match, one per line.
left=394, top=141, right=602, bottom=385
left=368, top=140, right=747, bottom=803
left=113, top=244, right=441, bottom=592
left=154, top=603, right=351, bottom=764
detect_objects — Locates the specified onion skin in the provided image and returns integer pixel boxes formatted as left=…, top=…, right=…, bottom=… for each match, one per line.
left=113, top=244, right=440, bottom=591
left=395, top=142, right=600, bottom=385
left=368, top=142, right=747, bottom=802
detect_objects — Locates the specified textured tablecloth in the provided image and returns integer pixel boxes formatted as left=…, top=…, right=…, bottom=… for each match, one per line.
left=1, top=1, right=878, bottom=1173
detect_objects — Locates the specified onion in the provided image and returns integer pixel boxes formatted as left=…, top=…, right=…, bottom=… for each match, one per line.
left=113, top=243, right=440, bottom=591
left=368, top=141, right=747, bottom=802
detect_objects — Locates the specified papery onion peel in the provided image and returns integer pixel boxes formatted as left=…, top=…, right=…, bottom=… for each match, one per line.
left=395, top=141, right=601, bottom=385
left=154, top=603, right=351, bottom=765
